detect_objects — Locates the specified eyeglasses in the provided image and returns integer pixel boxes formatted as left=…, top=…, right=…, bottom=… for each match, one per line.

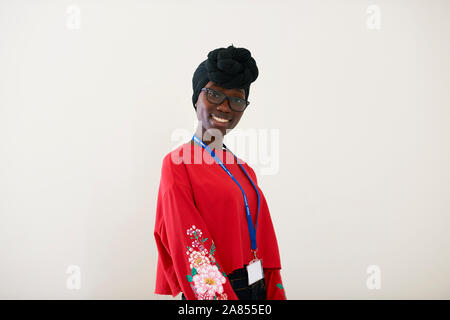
left=201, top=87, right=250, bottom=112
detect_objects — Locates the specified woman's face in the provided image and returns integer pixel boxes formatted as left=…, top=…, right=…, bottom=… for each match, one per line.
left=195, top=81, right=246, bottom=137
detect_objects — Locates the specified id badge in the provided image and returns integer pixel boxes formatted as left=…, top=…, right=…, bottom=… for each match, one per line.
left=246, top=259, right=264, bottom=285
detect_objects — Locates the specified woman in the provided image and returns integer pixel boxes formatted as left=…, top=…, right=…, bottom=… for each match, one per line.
left=153, top=45, right=286, bottom=300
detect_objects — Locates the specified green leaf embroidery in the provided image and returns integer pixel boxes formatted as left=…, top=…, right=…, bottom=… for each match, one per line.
left=186, top=275, right=193, bottom=282
left=191, top=268, right=197, bottom=276
left=276, top=283, right=284, bottom=289
left=222, top=272, right=227, bottom=277
left=202, top=238, right=208, bottom=243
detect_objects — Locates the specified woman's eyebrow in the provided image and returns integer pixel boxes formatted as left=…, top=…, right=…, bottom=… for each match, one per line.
left=230, top=89, right=245, bottom=97
left=212, top=86, right=245, bottom=98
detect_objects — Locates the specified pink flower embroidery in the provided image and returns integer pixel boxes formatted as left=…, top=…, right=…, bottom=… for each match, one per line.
left=185, top=225, right=228, bottom=300
left=198, top=292, right=214, bottom=300
left=186, top=247, right=194, bottom=256
left=192, top=264, right=226, bottom=299
left=217, top=293, right=228, bottom=300
left=187, top=225, right=202, bottom=238
left=191, top=239, right=200, bottom=248
left=188, top=250, right=210, bottom=269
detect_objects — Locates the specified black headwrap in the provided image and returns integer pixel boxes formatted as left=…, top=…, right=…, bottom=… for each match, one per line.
left=192, top=44, right=259, bottom=110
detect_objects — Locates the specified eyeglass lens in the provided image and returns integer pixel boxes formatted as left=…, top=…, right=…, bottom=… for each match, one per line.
left=206, top=89, right=247, bottom=111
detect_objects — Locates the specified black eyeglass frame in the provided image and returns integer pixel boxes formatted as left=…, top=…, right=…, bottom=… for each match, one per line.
left=200, top=87, right=250, bottom=112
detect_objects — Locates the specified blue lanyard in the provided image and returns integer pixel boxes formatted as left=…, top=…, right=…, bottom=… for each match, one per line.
left=192, top=134, right=260, bottom=251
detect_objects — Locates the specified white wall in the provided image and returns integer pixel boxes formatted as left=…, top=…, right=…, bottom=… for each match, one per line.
left=0, top=0, right=449, bottom=299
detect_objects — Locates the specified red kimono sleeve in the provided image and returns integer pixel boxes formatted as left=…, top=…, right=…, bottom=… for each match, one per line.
left=154, top=182, right=239, bottom=300
left=264, top=268, right=287, bottom=300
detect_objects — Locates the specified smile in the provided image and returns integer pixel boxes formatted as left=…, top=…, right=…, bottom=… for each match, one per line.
left=211, top=114, right=231, bottom=123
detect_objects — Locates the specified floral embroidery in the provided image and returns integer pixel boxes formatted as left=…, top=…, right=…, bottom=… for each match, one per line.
left=187, top=225, right=202, bottom=238
left=185, top=224, right=228, bottom=300
left=193, top=264, right=226, bottom=297
left=276, top=283, right=286, bottom=299
left=188, top=249, right=210, bottom=269
left=217, top=293, right=228, bottom=300
left=191, top=239, right=201, bottom=248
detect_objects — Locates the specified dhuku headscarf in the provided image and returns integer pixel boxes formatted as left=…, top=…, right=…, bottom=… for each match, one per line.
left=192, top=44, right=259, bottom=110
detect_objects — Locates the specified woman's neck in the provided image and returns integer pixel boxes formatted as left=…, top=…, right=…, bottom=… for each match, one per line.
left=191, top=123, right=224, bottom=150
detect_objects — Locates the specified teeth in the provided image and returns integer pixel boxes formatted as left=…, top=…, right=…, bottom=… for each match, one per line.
left=212, top=115, right=230, bottom=123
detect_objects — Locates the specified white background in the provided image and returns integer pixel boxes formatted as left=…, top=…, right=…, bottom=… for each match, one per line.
left=0, top=0, right=449, bottom=299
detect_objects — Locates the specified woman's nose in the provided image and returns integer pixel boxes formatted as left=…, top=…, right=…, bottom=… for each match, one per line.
left=216, top=98, right=232, bottom=113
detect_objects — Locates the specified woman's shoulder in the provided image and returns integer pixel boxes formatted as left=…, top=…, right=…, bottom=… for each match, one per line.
left=159, top=142, right=193, bottom=192
left=161, top=142, right=189, bottom=167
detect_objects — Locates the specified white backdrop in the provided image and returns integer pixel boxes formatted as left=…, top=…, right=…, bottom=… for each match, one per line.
left=1, top=0, right=449, bottom=299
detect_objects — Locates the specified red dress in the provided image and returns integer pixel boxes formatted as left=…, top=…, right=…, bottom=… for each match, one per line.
left=153, top=142, right=286, bottom=300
